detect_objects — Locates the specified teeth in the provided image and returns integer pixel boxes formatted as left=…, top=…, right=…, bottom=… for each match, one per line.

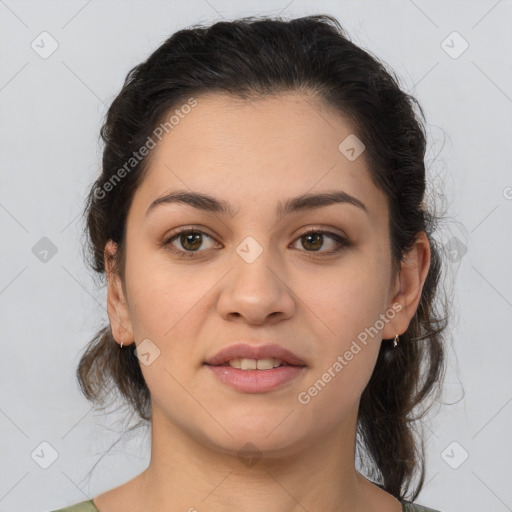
left=257, top=358, right=275, bottom=370
left=228, top=358, right=283, bottom=370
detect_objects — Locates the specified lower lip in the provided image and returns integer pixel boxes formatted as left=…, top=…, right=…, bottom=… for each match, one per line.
left=205, top=364, right=306, bottom=393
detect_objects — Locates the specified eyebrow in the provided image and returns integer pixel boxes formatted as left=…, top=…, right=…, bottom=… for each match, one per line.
left=145, top=189, right=368, bottom=221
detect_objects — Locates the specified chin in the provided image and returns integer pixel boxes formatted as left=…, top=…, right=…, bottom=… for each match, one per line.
left=195, top=414, right=309, bottom=459
left=205, top=432, right=307, bottom=464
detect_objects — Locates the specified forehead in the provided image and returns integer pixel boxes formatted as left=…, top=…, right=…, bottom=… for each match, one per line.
left=129, top=92, right=388, bottom=225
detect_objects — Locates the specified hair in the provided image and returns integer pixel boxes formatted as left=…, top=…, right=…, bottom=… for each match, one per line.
left=77, top=14, right=448, bottom=501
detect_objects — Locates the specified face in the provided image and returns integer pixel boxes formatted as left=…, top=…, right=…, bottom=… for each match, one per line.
left=106, top=92, right=410, bottom=457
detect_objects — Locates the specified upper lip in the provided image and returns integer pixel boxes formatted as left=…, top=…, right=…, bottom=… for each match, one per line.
left=205, top=343, right=307, bottom=367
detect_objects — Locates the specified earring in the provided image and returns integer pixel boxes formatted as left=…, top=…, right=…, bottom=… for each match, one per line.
left=120, top=336, right=124, bottom=348
left=393, top=334, right=399, bottom=348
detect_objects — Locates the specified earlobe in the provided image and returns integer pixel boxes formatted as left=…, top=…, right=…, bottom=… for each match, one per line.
left=382, top=232, right=431, bottom=340
left=104, top=240, right=134, bottom=346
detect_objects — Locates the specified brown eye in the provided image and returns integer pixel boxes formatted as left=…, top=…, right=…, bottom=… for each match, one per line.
left=163, top=227, right=349, bottom=259
left=301, top=232, right=323, bottom=251
left=177, top=232, right=203, bottom=251
left=292, top=230, right=349, bottom=255
left=164, top=229, right=218, bottom=258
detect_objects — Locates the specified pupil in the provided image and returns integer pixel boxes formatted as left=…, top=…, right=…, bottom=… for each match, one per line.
left=303, top=233, right=322, bottom=251
left=182, top=232, right=202, bottom=251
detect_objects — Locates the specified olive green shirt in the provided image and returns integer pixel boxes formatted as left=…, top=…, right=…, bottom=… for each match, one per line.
left=50, top=498, right=441, bottom=511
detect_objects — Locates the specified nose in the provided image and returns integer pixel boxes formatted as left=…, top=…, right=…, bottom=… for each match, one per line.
left=216, top=246, right=296, bottom=325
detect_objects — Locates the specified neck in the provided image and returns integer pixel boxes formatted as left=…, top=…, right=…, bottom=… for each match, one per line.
left=130, top=405, right=392, bottom=512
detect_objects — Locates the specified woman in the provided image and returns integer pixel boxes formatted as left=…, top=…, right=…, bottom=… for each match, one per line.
left=52, top=14, right=447, bottom=512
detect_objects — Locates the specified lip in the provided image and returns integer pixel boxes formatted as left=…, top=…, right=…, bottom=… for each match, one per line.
left=206, top=365, right=306, bottom=393
left=204, top=343, right=307, bottom=367
left=204, top=343, right=307, bottom=394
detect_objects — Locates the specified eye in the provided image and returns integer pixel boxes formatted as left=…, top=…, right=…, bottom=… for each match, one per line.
left=162, top=227, right=349, bottom=259
left=163, top=227, right=219, bottom=258
left=290, top=229, right=349, bottom=255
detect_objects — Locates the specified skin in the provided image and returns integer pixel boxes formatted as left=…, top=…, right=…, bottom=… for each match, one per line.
left=94, top=92, right=430, bottom=512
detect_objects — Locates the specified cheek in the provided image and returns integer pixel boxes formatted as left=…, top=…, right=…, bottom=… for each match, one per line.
left=298, top=274, right=384, bottom=417
left=306, top=260, right=390, bottom=342
left=124, top=246, right=204, bottom=340
left=297, top=256, right=388, bottom=400
left=296, top=345, right=379, bottom=431
left=124, top=255, right=212, bottom=407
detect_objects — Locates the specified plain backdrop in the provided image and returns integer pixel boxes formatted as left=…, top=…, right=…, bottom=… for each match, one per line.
left=1, top=1, right=511, bottom=511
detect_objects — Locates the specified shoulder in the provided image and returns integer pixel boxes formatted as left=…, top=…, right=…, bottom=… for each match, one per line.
left=48, top=500, right=99, bottom=512
left=403, top=502, right=443, bottom=512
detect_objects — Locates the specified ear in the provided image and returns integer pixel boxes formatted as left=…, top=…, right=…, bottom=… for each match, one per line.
left=104, top=240, right=134, bottom=346
left=382, top=231, right=431, bottom=340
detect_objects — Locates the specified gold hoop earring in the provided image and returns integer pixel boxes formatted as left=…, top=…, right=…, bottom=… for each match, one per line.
left=393, top=334, right=399, bottom=348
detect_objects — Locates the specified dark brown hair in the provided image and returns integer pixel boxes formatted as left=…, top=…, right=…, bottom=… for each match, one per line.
left=77, top=14, right=447, bottom=501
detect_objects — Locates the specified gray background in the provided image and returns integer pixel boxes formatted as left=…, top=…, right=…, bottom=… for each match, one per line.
left=1, top=1, right=511, bottom=511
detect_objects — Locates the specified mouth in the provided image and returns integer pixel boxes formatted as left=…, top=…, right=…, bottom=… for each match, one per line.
left=205, top=357, right=300, bottom=370
left=205, top=357, right=306, bottom=393
left=204, top=342, right=307, bottom=369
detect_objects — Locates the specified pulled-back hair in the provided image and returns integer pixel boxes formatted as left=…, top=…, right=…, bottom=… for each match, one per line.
left=77, top=14, right=447, bottom=501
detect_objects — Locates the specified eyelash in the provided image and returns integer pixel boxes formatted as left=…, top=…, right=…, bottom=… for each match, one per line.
left=162, top=226, right=350, bottom=259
